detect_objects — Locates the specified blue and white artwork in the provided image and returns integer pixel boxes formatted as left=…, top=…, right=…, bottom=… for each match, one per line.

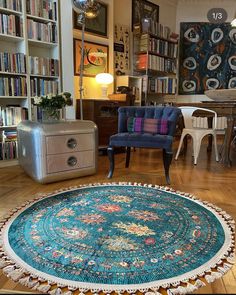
left=179, top=22, right=236, bottom=94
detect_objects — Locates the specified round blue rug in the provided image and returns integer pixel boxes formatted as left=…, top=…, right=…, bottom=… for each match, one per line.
left=0, top=183, right=235, bottom=294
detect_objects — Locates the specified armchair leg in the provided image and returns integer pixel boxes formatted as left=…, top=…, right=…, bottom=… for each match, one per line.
left=125, top=147, right=131, bottom=168
left=163, top=149, right=173, bottom=185
left=107, top=146, right=114, bottom=178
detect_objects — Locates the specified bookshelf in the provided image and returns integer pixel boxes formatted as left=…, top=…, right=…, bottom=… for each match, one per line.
left=133, top=22, right=178, bottom=105
left=0, top=0, right=61, bottom=167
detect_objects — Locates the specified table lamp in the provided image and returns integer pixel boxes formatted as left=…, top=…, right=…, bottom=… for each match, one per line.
left=95, top=73, right=114, bottom=98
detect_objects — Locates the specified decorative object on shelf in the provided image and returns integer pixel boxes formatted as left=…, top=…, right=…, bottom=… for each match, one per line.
left=33, top=92, right=72, bottom=122
left=0, top=183, right=234, bottom=294
left=179, top=22, right=236, bottom=95
left=114, top=24, right=130, bottom=74
left=95, top=73, right=113, bottom=98
left=73, top=1, right=107, bottom=37
left=132, top=0, right=159, bottom=31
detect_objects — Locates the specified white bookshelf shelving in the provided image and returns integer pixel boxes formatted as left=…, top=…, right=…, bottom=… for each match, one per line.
left=0, top=0, right=61, bottom=167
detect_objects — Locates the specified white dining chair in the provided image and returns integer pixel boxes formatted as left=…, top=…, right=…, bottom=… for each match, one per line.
left=175, top=106, right=219, bottom=165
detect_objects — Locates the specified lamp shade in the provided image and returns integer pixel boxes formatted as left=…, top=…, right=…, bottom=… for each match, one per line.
left=95, top=73, right=114, bottom=85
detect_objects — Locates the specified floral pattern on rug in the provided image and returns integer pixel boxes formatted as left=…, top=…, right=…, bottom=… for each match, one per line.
left=7, top=185, right=226, bottom=285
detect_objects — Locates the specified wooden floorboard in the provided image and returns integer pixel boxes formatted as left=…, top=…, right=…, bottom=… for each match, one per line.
left=0, top=139, right=235, bottom=294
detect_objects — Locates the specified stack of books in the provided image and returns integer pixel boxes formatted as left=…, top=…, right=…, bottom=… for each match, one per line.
left=0, top=52, right=26, bottom=73
left=27, top=19, right=57, bottom=43
left=0, top=76, right=27, bottom=96
left=26, top=0, right=57, bottom=20
left=0, top=13, right=23, bottom=36
left=29, top=56, right=59, bottom=76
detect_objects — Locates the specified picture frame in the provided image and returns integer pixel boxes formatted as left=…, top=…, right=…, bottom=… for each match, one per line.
left=132, top=0, right=159, bottom=31
left=73, top=38, right=109, bottom=77
left=73, top=1, right=108, bottom=38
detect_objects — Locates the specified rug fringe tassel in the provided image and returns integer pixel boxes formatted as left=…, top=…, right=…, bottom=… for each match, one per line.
left=49, top=287, right=62, bottom=295
left=36, top=283, right=52, bottom=293
left=7, top=268, right=25, bottom=281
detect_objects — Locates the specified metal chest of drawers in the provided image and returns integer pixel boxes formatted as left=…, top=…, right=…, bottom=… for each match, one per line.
left=17, top=120, right=98, bottom=183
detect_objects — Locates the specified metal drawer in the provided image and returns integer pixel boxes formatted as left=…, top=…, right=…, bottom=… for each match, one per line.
left=46, top=151, right=94, bottom=174
left=46, top=133, right=94, bottom=155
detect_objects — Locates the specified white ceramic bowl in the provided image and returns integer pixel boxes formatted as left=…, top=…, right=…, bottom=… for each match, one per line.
left=205, top=89, right=236, bottom=101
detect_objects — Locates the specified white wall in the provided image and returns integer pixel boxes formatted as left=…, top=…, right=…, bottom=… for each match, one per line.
left=60, top=0, right=75, bottom=119
left=176, top=0, right=236, bottom=102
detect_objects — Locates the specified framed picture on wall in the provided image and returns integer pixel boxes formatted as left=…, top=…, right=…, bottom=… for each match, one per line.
left=73, top=38, right=109, bottom=77
left=73, top=1, right=108, bottom=38
left=132, top=0, right=159, bottom=31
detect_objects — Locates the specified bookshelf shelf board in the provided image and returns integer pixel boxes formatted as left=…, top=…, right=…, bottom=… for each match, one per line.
left=0, top=71, right=26, bottom=76
left=0, top=33, right=24, bottom=42
left=147, top=92, right=176, bottom=96
left=137, top=51, right=176, bottom=60
left=135, top=69, right=176, bottom=76
left=30, top=74, right=59, bottom=79
left=0, top=7, right=22, bottom=15
left=148, top=33, right=178, bottom=44
left=0, top=159, right=18, bottom=167
left=28, top=39, right=58, bottom=48
left=0, top=125, right=17, bottom=130
left=0, top=96, right=27, bottom=99
left=26, top=14, right=57, bottom=24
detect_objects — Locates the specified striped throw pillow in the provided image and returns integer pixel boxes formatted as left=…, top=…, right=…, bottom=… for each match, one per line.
left=127, top=117, right=169, bottom=135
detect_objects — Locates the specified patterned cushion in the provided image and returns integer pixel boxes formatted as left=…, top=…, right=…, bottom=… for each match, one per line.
left=127, top=117, right=168, bottom=135
left=127, top=117, right=143, bottom=132
left=143, top=118, right=168, bottom=135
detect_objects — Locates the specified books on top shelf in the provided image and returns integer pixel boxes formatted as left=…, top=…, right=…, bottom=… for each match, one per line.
left=27, top=19, right=57, bottom=43
left=141, top=19, right=172, bottom=40
left=140, top=34, right=178, bottom=58
left=0, top=0, right=22, bottom=12
left=30, top=78, right=58, bottom=96
left=29, top=56, right=59, bottom=76
left=0, top=76, right=27, bottom=96
left=26, top=0, right=57, bottom=21
left=0, top=52, right=26, bottom=73
left=0, top=13, right=23, bottom=36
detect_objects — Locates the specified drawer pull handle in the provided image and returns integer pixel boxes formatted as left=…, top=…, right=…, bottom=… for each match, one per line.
left=67, top=138, right=77, bottom=149
left=67, top=156, right=77, bottom=167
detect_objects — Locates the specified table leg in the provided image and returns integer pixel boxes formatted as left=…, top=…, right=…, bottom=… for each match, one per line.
left=221, top=116, right=235, bottom=167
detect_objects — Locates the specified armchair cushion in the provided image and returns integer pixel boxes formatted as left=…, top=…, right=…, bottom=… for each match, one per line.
left=127, top=117, right=169, bottom=135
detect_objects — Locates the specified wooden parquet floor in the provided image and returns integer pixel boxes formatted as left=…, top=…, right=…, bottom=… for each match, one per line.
left=0, top=140, right=235, bottom=294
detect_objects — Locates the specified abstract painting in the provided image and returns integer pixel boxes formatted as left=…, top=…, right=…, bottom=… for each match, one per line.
left=179, top=22, right=236, bottom=95
left=73, top=39, right=108, bottom=77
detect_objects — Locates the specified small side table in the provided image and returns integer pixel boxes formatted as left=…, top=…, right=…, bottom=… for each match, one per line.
left=17, top=120, right=98, bottom=183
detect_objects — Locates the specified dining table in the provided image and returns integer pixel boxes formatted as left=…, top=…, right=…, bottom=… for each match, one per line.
left=173, top=101, right=236, bottom=167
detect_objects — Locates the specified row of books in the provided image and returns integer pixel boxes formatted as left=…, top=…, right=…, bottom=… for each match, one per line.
left=26, top=0, right=57, bottom=21
left=27, top=19, right=57, bottom=43
left=148, top=77, right=177, bottom=94
left=139, top=34, right=178, bottom=58
left=0, top=140, right=18, bottom=160
left=30, top=78, right=58, bottom=96
left=0, top=13, right=23, bottom=37
left=0, top=106, right=28, bottom=126
left=29, top=56, right=59, bottom=76
left=0, top=52, right=26, bottom=74
left=0, top=0, right=21, bottom=12
left=141, top=19, right=172, bottom=40
left=136, top=54, right=176, bottom=73
left=0, top=76, right=27, bottom=96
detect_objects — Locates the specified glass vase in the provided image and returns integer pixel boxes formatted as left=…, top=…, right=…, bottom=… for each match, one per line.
left=41, top=108, right=61, bottom=123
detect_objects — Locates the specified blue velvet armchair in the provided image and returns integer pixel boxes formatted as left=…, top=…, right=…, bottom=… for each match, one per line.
left=107, top=106, right=181, bottom=184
